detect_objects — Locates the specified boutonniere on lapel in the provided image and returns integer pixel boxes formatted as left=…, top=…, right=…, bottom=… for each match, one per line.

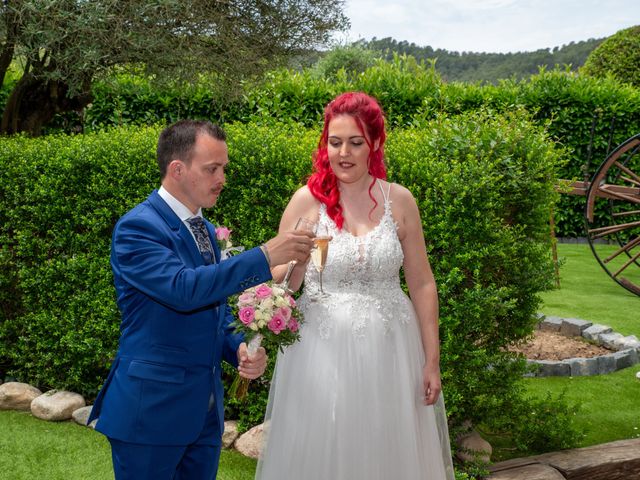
left=216, top=226, right=244, bottom=260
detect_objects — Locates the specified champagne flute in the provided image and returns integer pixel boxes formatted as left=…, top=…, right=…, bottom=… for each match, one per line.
left=311, top=224, right=331, bottom=296
left=281, top=217, right=317, bottom=292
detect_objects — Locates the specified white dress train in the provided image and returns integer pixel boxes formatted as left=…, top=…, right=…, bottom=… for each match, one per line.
left=256, top=182, right=456, bottom=480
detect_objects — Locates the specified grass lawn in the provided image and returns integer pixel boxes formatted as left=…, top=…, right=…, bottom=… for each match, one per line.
left=513, top=243, right=640, bottom=456
left=0, top=410, right=257, bottom=480
left=522, top=367, right=640, bottom=447
left=541, top=243, right=640, bottom=335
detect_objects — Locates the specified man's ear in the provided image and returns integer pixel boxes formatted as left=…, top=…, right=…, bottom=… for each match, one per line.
left=169, top=160, right=183, bottom=178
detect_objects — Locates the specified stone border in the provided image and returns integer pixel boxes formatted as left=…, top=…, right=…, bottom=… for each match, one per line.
left=526, top=315, right=640, bottom=377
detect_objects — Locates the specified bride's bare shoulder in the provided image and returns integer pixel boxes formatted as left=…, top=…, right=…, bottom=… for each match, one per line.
left=388, top=182, right=418, bottom=208
left=283, top=185, right=321, bottom=223
left=289, top=185, right=317, bottom=206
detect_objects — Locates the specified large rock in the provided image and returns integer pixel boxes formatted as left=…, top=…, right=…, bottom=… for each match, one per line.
left=539, top=316, right=563, bottom=332
left=31, top=390, right=85, bottom=421
left=582, top=324, right=613, bottom=341
left=72, top=405, right=96, bottom=428
left=569, top=357, right=599, bottom=376
left=560, top=318, right=592, bottom=337
left=536, top=360, right=571, bottom=377
left=0, top=382, right=42, bottom=411
left=222, top=420, right=240, bottom=448
left=235, top=423, right=265, bottom=459
left=456, top=429, right=492, bottom=464
left=598, top=332, right=625, bottom=350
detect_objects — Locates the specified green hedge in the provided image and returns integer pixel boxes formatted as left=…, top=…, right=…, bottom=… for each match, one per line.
left=0, top=114, right=570, bottom=456
left=42, top=56, right=640, bottom=237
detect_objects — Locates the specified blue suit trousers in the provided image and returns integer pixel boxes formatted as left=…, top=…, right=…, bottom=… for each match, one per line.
left=108, top=406, right=222, bottom=480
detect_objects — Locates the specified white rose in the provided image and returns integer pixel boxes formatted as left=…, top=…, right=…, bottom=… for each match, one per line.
left=260, top=298, right=274, bottom=310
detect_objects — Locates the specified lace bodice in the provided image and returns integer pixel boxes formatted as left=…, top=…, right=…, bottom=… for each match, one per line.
left=299, top=181, right=412, bottom=338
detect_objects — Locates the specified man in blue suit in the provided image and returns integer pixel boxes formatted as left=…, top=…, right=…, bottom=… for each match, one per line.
left=88, top=120, right=313, bottom=479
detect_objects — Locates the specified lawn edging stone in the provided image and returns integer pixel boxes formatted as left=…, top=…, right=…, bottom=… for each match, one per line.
left=528, top=315, right=640, bottom=377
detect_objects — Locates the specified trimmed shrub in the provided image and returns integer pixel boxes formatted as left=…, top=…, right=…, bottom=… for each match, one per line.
left=0, top=128, right=159, bottom=394
left=582, top=25, right=640, bottom=88
left=388, top=109, right=564, bottom=426
left=0, top=113, right=569, bottom=452
left=35, top=58, right=640, bottom=237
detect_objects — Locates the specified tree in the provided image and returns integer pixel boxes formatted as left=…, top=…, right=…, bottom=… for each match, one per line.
left=581, top=25, right=640, bottom=88
left=313, top=43, right=380, bottom=80
left=0, top=0, right=348, bottom=136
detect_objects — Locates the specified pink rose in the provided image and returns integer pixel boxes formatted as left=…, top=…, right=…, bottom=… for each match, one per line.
left=267, top=312, right=287, bottom=334
left=287, top=295, right=296, bottom=307
left=238, top=307, right=255, bottom=325
left=216, top=226, right=231, bottom=241
left=287, top=318, right=299, bottom=332
left=277, top=306, right=291, bottom=321
left=255, top=284, right=273, bottom=299
left=238, top=291, right=255, bottom=305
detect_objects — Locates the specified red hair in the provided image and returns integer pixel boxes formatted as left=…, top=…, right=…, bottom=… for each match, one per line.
left=307, top=92, right=387, bottom=229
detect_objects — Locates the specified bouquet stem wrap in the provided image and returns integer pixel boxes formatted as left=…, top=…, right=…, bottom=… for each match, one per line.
left=230, top=333, right=263, bottom=401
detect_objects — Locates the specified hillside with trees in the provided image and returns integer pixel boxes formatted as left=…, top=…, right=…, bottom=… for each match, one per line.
left=355, top=37, right=603, bottom=83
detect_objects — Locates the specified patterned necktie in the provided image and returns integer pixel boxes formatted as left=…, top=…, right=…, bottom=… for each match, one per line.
left=186, top=217, right=215, bottom=265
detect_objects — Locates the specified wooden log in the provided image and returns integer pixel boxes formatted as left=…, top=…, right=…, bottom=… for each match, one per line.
left=488, top=463, right=565, bottom=480
left=536, top=438, right=640, bottom=480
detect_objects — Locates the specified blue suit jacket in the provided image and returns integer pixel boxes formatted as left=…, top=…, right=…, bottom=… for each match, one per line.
left=88, top=190, right=271, bottom=446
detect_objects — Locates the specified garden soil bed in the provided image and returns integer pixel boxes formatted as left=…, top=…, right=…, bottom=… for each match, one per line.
left=509, top=330, right=613, bottom=361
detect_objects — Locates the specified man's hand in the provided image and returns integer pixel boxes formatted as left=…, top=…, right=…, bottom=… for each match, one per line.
left=263, top=230, right=314, bottom=267
left=237, top=343, right=268, bottom=380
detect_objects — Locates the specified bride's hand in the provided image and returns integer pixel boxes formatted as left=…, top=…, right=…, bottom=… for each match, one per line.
left=422, top=364, right=441, bottom=406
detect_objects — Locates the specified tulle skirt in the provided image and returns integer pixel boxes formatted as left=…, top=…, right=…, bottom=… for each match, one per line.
left=255, top=291, right=456, bottom=480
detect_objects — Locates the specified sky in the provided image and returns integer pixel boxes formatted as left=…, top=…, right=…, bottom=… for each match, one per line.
left=339, top=0, right=640, bottom=53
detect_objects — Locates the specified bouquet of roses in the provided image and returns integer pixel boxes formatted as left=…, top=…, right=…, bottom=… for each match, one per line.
left=229, top=281, right=303, bottom=400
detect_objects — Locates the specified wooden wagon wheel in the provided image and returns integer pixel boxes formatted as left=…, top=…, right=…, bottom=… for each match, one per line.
left=585, top=133, right=640, bottom=296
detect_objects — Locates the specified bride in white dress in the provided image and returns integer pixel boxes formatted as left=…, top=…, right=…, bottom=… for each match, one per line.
left=255, top=92, right=455, bottom=480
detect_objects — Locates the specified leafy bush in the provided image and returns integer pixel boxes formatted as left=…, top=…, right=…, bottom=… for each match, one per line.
left=0, top=113, right=569, bottom=460
left=483, top=391, right=583, bottom=455
left=582, top=25, right=640, bottom=88
left=31, top=56, right=640, bottom=237
left=312, top=44, right=380, bottom=80
left=388, top=109, right=565, bottom=428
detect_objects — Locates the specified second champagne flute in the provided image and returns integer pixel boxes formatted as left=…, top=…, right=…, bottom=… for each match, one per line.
left=310, top=224, right=331, bottom=296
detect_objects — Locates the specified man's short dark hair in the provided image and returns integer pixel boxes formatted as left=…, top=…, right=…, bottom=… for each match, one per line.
left=157, top=120, right=226, bottom=178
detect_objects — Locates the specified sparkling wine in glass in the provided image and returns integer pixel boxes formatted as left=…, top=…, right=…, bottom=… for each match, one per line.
left=311, top=224, right=331, bottom=295
left=281, top=217, right=317, bottom=292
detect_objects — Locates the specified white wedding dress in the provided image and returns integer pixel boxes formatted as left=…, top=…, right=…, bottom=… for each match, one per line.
left=256, top=182, right=455, bottom=480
